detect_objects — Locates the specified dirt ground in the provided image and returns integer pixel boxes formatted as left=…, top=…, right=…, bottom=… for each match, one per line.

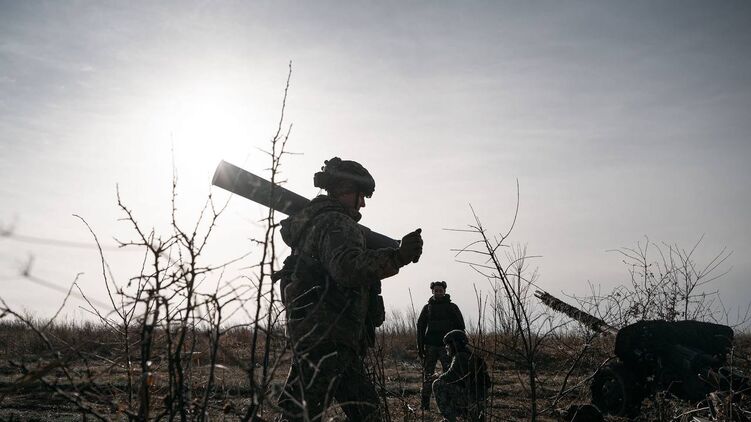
left=0, top=355, right=583, bottom=421
left=0, top=325, right=749, bottom=421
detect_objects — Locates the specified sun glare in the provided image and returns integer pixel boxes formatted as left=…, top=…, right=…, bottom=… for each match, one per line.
left=145, top=75, right=260, bottom=182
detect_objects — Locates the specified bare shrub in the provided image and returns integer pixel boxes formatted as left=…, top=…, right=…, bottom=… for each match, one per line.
left=562, top=236, right=749, bottom=332
left=450, top=195, right=563, bottom=421
left=0, top=66, right=295, bottom=421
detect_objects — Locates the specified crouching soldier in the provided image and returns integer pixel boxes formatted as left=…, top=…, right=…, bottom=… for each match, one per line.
left=433, top=330, right=491, bottom=422
left=417, top=281, right=465, bottom=409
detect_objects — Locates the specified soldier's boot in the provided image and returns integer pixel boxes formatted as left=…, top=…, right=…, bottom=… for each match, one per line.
left=420, top=394, right=431, bottom=410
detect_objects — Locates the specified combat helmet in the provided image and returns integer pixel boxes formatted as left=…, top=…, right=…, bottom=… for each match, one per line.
left=314, top=157, right=375, bottom=197
left=443, top=329, right=469, bottom=348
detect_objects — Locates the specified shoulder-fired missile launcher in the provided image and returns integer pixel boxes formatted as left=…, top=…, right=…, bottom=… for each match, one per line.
left=211, top=160, right=398, bottom=249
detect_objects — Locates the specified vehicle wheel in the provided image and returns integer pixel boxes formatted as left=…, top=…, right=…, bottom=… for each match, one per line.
left=591, top=362, right=641, bottom=417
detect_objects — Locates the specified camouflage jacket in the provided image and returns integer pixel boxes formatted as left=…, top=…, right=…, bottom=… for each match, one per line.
left=438, top=349, right=491, bottom=396
left=279, top=195, right=404, bottom=351
left=417, top=295, right=465, bottom=347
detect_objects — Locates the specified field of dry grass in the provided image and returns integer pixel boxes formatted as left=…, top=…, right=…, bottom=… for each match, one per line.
left=1, top=317, right=748, bottom=421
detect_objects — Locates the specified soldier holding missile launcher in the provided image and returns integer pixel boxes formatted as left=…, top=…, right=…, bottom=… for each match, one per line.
left=272, top=157, right=423, bottom=421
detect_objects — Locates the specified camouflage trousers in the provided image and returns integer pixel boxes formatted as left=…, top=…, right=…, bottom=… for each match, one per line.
left=432, top=378, right=486, bottom=422
left=421, top=344, right=451, bottom=404
left=277, top=342, right=380, bottom=421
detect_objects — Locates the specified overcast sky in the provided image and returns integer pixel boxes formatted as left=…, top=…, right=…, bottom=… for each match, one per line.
left=1, top=1, right=750, bottom=325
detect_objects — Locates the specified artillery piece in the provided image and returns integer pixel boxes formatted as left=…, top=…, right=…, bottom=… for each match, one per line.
left=535, top=291, right=745, bottom=417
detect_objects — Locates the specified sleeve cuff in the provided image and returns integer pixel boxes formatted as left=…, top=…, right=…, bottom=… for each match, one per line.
left=394, top=249, right=409, bottom=267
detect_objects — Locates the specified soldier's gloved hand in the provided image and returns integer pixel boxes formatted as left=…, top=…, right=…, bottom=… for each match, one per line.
left=398, top=228, right=423, bottom=265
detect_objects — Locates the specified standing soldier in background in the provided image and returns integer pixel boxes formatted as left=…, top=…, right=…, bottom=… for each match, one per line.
left=433, top=330, right=491, bottom=422
left=416, top=281, right=465, bottom=410
left=275, top=157, right=423, bottom=422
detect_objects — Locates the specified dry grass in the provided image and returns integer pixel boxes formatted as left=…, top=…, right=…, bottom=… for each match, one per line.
left=3, top=317, right=746, bottom=420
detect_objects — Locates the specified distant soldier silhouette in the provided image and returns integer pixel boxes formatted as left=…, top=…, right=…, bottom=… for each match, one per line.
left=416, top=281, right=465, bottom=409
left=275, top=157, right=423, bottom=421
left=433, top=330, right=491, bottom=422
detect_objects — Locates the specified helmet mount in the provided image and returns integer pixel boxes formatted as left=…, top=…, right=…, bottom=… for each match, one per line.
left=314, top=157, right=375, bottom=198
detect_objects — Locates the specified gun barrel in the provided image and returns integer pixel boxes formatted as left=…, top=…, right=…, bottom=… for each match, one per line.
left=534, top=290, right=617, bottom=335
left=212, top=160, right=399, bottom=249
